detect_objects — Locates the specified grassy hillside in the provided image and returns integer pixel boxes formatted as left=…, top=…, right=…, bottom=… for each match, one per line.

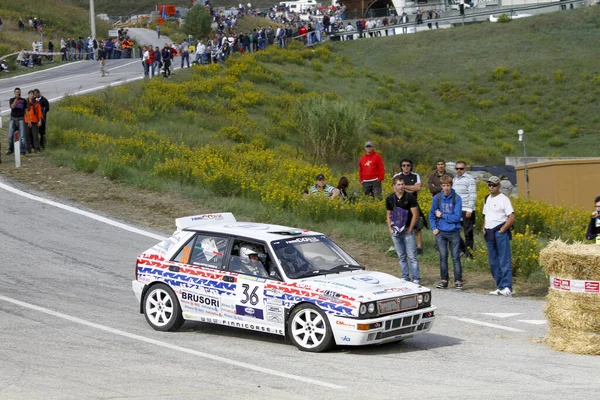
left=0, top=0, right=112, bottom=56
left=2, top=8, right=599, bottom=294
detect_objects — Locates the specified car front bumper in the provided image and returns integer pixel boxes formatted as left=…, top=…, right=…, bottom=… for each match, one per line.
left=329, top=306, right=436, bottom=346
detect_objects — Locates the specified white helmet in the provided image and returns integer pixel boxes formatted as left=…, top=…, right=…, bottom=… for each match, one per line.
left=240, top=244, right=263, bottom=264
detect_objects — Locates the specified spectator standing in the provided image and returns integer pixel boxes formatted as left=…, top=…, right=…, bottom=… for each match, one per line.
left=386, top=177, right=421, bottom=284
left=157, top=25, right=161, bottom=39
left=401, top=12, right=408, bottom=34
left=345, top=22, right=355, bottom=41
left=0, top=17, right=3, bottom=31
left=585, top=195, right=600, bottom=242
left=358, top=141, right=385, bottom=198
left=18, top=18, right=25, bottom=32
left=180, top=40, right=190, bottom=68
left=142, top=46, right=150, bottom=78
left=24, top=90, right=43, bottom=153
left=7, top=88, right=28, bottom=156
left=195, top=40, right=205, bottom=64
left=393, top=159, right=425, bottom=254
left=453, top=161, right=476, bottom=258
left=483, top=176, right=515, bottom=297
left=427, top=159, right=452, bottom=197
left=33, top=89, right=49, bottom=150
left=429, top=176, right=464, bottom=291
left=153, top=46, right=161, bottom=76
left=48, top=39, right=54, bottom=61
left=161, top=44, right=172, bottom=76
left=60, top=37, right=67, bottom=61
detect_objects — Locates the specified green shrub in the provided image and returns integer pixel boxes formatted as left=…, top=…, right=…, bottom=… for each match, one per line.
left=292, top=96, right=366, bottom=163
left=497, top=14, right=511, bottom=23
left=554, top=69, right=565, bottom=83
left=492, top=66, right=508, bottom=79
left=548, top=136, right=567, bottom=147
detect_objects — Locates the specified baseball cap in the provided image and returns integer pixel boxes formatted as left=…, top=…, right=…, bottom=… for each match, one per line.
left=316, top=174, right=325, bottom=180
left=365, top=141, right=374, bottom=147
left=487, top=176, right=501, bottom=185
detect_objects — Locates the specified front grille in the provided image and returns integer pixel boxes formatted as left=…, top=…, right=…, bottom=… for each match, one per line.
left=384, top=314, right=421, bottom=330
left=378, top=326, right=415, bottom=339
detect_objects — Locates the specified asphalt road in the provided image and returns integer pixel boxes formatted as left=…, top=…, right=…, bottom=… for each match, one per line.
left=0, top=28, right=179, bottom=117
left=1, top=178, right=599, bottom=399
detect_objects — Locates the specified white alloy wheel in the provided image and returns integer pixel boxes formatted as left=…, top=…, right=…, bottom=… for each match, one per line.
left=143, top=284, right=184, bottom=332
left=288, top=304, right=333, bottom=352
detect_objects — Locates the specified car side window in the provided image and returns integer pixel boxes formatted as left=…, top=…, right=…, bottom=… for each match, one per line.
left=227, top=240, right=276, bottom=279
left=173, top=234, right=229, bottom=269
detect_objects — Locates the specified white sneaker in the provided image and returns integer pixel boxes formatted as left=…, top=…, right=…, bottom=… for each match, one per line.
left=489, top=289, right=500, bottom=295
left=499, top=287, right=513, bottom=297
left=412, top=280, right=420, bottom=286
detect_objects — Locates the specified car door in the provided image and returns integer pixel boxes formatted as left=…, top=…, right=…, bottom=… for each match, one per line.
left=226, top=239, right=285, bottom=335
left=170, top=233, right=231, bottom=321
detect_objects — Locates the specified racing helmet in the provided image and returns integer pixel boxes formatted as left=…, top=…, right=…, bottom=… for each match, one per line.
left=240, top=244, right=264, bottom=264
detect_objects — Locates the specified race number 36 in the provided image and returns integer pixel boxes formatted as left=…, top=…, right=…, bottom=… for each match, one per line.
left=241, top=283, right=259, bottom=305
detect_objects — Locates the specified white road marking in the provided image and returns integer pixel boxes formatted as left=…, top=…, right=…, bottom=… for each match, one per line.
left=0, top=181, right=166, bottom=241
left=448, top=317, right=524, bottom=332
left=0, top=294, right=345, bottom=389
left=481, top=313, right=522, bottom=318
left=0, top=60, right=85, bottom=81
left=517, top=320, right=547, bottom=325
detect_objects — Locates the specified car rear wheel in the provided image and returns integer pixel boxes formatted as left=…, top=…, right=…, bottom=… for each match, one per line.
left=143, top=284, right=184, bottom=332
left=288, top=304, right=334, bottom=352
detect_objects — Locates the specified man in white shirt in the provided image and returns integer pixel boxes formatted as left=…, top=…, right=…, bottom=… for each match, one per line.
left=195, top=40, right=205, bottom=64
left=482, top=176, right=515, bottom=297
left=142, top=46, right=150, bottom=78
left=453, top=161, right=476, bottom=258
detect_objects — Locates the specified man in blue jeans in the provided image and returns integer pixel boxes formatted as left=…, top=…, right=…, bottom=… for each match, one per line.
left=483, top=176, right=516, bottom=297
left=386, top=176, right=421, bottom=284
left=429, top=175, right=464, bottom=291
left=7, top=87, right=28, bottom=156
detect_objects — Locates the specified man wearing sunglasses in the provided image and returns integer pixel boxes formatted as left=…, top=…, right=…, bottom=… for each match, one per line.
left=453, top=161, right=477, bottom=258
left=393, top=159, right=425, bottom=254
left=483, top=176, right=515, bottom=297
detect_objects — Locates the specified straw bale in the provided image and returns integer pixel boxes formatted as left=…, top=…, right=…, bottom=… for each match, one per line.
left=545, top=290, right=600, bottom=332
left=545, top=325, right=600, bottom=356
left=539, top=240, right=600, bottom=280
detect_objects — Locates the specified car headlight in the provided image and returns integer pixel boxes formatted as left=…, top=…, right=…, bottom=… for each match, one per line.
left=418, top=294, right=423, bottom=304
left=367, top=303, right=375, bottom=314
left=423, top=292, right=431, bottom=303
left=359, top=304, right=367, bottom=315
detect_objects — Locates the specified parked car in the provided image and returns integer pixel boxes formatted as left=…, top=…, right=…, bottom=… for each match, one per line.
left=132, top=213, right=436, bottom=352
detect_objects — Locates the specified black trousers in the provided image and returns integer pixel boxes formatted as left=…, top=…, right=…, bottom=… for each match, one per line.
left=460, top=210, right=476, bottom=255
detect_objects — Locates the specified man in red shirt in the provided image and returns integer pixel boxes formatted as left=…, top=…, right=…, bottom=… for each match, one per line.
left=358, top=141, right=385, bottom=199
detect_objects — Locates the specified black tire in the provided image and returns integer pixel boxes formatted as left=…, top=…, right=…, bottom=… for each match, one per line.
left=143, top=283, right=184, bottom=332
left=287, top=303, right=334, bottom=352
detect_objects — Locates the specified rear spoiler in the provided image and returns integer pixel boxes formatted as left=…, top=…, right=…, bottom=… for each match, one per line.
left=175, top=213, right=236, bottom=231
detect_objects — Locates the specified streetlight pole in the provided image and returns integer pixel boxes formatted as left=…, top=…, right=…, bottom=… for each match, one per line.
left=518, top=129, right=530, bottom=200
left=90, top=0, right=96, bottom=40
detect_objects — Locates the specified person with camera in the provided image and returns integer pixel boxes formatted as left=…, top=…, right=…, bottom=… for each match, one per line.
left=386, top=176, right=421, bottom=284
left=7, top=88, right=28, bottom=156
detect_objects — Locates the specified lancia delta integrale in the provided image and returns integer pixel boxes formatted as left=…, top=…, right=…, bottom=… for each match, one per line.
left=132, top=213, right=436, bottom=352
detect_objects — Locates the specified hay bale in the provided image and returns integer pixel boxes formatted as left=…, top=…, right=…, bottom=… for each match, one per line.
left=539, top=240, right=600, bottom=280
left=545, top=325, right=600, bottom=356
left=540, top=240, right=600, bottom=355
left=545, top=290, right=600, bottom=332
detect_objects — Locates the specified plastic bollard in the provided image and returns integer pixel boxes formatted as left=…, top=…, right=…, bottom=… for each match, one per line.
left=14, top=131, right=21, bottom=168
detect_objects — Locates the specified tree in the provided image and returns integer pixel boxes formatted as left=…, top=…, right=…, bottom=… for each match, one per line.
left=182, top=5, right=212, bottom=39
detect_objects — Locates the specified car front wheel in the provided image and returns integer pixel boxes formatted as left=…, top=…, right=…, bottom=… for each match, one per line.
left=143, top=284, right=184, bottom=332
left=288, top=304, right=334, bottom=352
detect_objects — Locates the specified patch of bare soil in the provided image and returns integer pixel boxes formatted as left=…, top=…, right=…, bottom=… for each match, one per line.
left=0, top=153, right=547, bottom=298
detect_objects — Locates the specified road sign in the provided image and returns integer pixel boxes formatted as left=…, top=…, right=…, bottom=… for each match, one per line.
left=108, top=29, right=119, bottom=37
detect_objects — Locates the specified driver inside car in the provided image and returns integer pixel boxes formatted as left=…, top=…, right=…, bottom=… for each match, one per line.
left=278, top=245, right=313, bottom=278
left=239, top=244, right=269, bottom=278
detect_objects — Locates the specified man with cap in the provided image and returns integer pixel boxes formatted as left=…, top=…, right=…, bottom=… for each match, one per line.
left=358, top=141, right=385, bottom=199
left=308, top=174, right=339, bottom=198
left=482, top=176, right=516, bottom=297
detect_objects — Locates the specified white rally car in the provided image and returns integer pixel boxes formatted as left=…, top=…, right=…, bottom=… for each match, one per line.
left=132, top=213, right=436, bottom=352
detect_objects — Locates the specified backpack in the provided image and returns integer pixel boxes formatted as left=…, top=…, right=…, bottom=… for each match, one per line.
left=390, top=194, right=409, bottom=235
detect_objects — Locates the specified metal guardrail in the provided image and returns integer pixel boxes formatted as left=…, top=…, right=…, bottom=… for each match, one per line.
left=327, top=0, right=586, bottom=39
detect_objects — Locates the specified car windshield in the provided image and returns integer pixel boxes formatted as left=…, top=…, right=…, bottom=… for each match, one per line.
left=271, top=235, right=362, bottom=279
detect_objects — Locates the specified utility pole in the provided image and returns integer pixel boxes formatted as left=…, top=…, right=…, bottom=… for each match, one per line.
left=90, top=0, right=97, bottom=39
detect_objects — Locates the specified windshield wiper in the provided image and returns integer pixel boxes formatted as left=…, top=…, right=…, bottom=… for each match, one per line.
left=329, top=264, right=364, bottom=272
